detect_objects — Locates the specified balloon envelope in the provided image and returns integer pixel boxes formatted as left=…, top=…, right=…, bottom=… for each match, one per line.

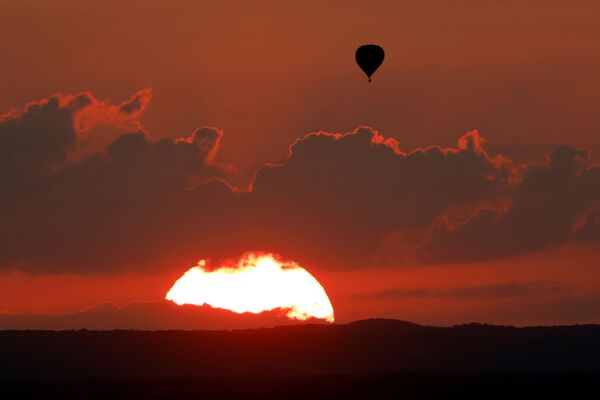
left=355, top=44, right=385, bottom=82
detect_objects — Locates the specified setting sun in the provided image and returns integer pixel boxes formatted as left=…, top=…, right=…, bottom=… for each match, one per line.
left=165, top=252, right=335, bottom=322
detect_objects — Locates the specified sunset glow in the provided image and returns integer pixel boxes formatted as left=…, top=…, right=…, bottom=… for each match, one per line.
left=165, top=253, right=335, bottom=322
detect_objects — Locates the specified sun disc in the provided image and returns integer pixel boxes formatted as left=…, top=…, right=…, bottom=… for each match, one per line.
left=165, top=252, right=334, bottom=322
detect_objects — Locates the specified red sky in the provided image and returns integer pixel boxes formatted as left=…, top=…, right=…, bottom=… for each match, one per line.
left=1, top=1, right=600, bottom=328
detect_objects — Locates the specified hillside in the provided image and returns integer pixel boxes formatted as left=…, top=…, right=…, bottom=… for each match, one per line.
left=2, top=319, right=600, bottom=380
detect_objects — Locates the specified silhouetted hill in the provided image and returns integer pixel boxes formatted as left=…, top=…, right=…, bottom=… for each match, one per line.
left=0, top=301, right=324, bottom=330
left=2, top=319, right=600, bottom=380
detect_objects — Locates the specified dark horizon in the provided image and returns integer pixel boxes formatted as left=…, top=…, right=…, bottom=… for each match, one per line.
left=2, top=302, right=600, bottom=331
left=2, top=319, right=600, bottom=380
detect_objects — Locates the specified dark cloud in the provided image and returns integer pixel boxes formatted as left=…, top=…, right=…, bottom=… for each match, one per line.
left=356, top=282, right=542, bottom=300
left=0, top=91, right=228, bottom=272
left=416, top=146, right=600, bottom=264
left=1, top=91, right=599, bottom=273
left=0, top=94, right=82, bottom=187
left=238, top=127, right=513, bottom=268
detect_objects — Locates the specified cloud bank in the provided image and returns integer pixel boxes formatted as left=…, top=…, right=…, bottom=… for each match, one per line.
left=1, top=90, right=599, bottom=273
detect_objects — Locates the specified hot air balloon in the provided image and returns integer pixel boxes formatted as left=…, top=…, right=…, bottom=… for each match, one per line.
left=355, top=44, right=385, bottom=82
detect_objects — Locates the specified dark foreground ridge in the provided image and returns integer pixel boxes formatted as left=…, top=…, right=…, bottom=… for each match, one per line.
left=3, top=373, right=600, bottom=400
left=3, top=319, right=600, bottom=399
left=2, top=318, right=600, bottom=379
